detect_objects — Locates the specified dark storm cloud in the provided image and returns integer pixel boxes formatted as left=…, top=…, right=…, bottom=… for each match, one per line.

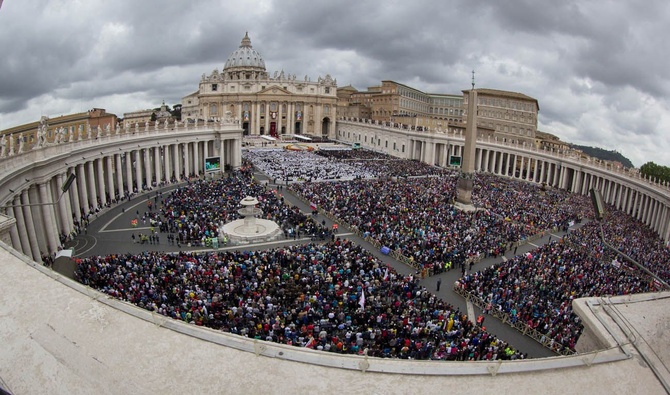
left=0, top=0, right=668, bottom=166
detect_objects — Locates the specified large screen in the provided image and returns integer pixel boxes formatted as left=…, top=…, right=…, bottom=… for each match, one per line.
left=204, top=156, right=221, bottom=173
left=449, top=155, right=462, bottom=167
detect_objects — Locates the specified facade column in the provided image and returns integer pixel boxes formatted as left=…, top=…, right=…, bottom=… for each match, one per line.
left=511, top=155, right=518, bottom=178
left=97, top=157, right=107, bottom=207
left=264, top=102, right=270, bottom=135
left=219, top=138, right=226, bottom=170
left=278, top=102, right=283, bottom=135
left=39, top=182, right=60, bottom=253
left=21, top=188, right=41, bottom=261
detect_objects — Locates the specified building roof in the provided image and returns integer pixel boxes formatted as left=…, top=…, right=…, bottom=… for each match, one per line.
left=223, top=32, right=267, bottom=71
left=463, top=88, right=540, bottom=110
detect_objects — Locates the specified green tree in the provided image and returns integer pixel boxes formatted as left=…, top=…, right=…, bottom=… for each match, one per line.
left=640, top=162, right=670, bottom=183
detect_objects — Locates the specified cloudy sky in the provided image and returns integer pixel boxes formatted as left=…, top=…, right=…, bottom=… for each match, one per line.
left=0, top=0, right=668, bottom=167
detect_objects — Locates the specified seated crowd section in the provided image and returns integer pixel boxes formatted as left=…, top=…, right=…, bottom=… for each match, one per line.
left=74, top=148, right=670, bottom=357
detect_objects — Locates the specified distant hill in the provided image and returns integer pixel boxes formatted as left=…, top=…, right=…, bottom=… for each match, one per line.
left=568, top=144, right=634, bottom=168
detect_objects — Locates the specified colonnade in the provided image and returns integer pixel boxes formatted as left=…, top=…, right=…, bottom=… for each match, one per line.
left=337, top=119, right=670, bottom=243
left=1, top=129, right=242, bottom=261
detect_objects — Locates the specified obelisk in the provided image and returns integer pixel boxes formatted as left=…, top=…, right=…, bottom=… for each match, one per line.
left=456, top=75, right=477, bottom=206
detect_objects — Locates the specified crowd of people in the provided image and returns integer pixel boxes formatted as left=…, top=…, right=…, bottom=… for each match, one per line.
left=289, top=173, right=589, bottom=274
left=456, top=210, right=664, bottom=353
left=133, top=164, right=328, bottom=247
left=243, top=148, right=449, bottom=182
left=72, top=146, right=670, bottom=358
left=75, top=239, right=526, bottom=361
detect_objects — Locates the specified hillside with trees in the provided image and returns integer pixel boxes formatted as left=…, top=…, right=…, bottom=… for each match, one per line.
left=569, top=144, right=634, bottom=168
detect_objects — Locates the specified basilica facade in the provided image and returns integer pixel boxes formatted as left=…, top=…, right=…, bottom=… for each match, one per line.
left=181, top=33, right=338, bottom=138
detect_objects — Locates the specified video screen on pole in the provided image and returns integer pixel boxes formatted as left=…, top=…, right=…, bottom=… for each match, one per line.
left=449, top=155, right=462, bottom=167
left=204, top=156, right=221, bottom=173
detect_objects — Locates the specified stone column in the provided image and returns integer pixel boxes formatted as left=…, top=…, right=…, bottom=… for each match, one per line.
left=97, top=157, right=107, bottom=207
left=154, top=146, right=162, bottom=185
left=56, top=173, right=71, bottom=234
left=39, top=182, right=60, bottom=253
left=21, top=188, right=41, bottom=261
left=77, top=164, right=89, bottom=214
left=115, top=154, right=124, bottom=198
left=184, top=142, right=191, bottom=177
left=174, top=144, right=182, bottom=180
left=11, top=196, right=31, bottom=257
left=87, top=160, right=97, bottom=210
left=164, top=145, right=172, bottom=182
left=193, top=141, right=200, bottom=177
left=105, top=156, right=114, bottom=203
left=69, top=168, right=81, bottom=222
left=144, top=148, right=152, bottom=188
left=135, top=150, right=143, bottom=191
left=125, top=151, right=134, bottom=193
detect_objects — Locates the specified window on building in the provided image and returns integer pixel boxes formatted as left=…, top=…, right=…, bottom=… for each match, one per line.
left=212, top=84, right=218, bottom=91
left=325, top=87, right=330, bottom=94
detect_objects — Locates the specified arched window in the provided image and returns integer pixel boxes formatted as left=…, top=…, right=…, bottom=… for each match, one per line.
left=210, top=103, right=218, bottom=116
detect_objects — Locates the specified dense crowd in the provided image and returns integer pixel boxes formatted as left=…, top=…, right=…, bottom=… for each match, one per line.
left=456, top=209, right=667, bottom=353
left=136, top=164, right=328, bottom=246
left=243, top=149, right=378, bottom=181
left=289, top=174, right=589, bottom=274
left=74, top=147, right=670, bottom=358
left=315, top=149, right=449, bottom=177
left=76, top=239, right=525, bottom=360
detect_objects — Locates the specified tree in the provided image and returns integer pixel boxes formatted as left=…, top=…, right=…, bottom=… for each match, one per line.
left=640, top=162, right=670, bottom=183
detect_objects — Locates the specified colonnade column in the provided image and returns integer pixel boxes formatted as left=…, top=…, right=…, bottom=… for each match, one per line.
left=105, top=156, right=114, bottom=203
left=134, top=150, right=143, bottom=191
left=77, top=164, right=88, bottom=215
left=39, top=182, right=60, bottom=253
left=144, top=148, right=152, bottom=188
left=21, top=188, right=41, bottom=261
left=4, top=205, right=20, bottom=252
left=164, top=145, right=172, bottom=182
left=56, top=173, right=71, bottom=235
left=184, top=143, right=191, bottom=177
left=115, top=154, right=124, bottom=198
left=69, top=168, right=81, bottom=221
left=11, top=196, right=31, bottom=257
left=193, top=141, right=200, bottom=177
left=154, top=147, right=162, bottom=185
left=87, top=160, right=97, bottom=210
left=97, top=158, right=107, bottom=207
left=125, top=151, right=134, bottom=193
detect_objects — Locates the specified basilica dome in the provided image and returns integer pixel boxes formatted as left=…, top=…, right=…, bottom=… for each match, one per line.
left=223, top=32, right=266, bottom=71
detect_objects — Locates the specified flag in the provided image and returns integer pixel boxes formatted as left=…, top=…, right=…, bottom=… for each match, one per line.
left=383, top=267, right=389, bottom=281
left=309, top=201, right=317, bottom=211
left=359, top=289, right=365, bottom=309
